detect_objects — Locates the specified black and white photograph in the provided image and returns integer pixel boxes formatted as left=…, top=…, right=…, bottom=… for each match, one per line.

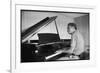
left=21, top=10, right=90, bottom=63
left=0, top=0, right=99, bottom=73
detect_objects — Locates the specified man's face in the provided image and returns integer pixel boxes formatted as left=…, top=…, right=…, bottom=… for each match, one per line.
left=67, top=26, right=75, bottom=34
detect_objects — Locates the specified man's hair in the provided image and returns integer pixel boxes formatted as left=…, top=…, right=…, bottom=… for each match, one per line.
left=68, top=23, right=77, bottom=30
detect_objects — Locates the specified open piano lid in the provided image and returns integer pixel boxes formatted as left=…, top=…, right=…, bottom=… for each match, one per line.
left=21, top=16, right=57, bottom=43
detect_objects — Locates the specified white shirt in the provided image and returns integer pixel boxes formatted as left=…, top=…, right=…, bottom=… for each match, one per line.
left=70, top=30, right=85, bottom=55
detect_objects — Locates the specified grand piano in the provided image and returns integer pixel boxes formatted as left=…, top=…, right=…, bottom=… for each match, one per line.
left=21, top=16, right=71, bottom=62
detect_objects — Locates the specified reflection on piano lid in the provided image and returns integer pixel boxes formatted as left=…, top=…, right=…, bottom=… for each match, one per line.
left=21, top=16, right=57, bottom=43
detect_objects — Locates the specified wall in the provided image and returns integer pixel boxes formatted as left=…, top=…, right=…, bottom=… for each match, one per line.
left=74, top=15, right=89, bottom=47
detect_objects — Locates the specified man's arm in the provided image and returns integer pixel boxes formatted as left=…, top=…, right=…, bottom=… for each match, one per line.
left=61, top=36, right=76, bottom=53
left=68, top=36, right=76, bottom=53
left=55, top=36, right=76, bottom=54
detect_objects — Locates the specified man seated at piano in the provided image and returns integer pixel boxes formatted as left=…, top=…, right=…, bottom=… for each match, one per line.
left=56, top=23, right=85, bottom=60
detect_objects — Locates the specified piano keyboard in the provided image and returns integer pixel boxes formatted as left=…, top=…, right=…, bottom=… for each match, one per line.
left=45, top=50, right=63, bottom=60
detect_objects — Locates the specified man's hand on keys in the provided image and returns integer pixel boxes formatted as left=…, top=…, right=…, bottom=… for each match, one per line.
left=55, top=50, right=64, bottom=53
left=55, top=49, right=73, bottom=54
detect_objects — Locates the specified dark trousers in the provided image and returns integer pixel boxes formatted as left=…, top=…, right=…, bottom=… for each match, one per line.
left=71, top=51, right=90, bottom=60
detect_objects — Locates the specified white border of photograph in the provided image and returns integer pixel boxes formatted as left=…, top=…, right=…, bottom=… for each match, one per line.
left=11, top=1, right=96, bottom=73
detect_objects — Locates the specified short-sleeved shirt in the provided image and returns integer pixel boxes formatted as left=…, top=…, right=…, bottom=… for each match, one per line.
left=71, top=30, right=85, bottom=55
